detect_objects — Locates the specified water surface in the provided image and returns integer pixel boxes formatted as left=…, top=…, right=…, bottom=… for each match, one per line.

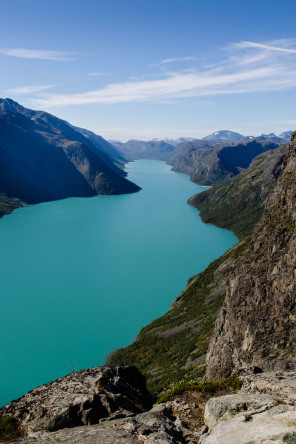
left=0, top=160, right=237, bottom=406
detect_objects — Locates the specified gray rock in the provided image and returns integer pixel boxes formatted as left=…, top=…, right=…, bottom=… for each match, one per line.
left=7, top=405, right=187, bottom=444
left=241, top=371, right=296, bottom=404
left=0, top=365, right=153, bottom=434
left=199, top=382, right=296, bottom=444
left=204, top=393, right=277, bottom=429
left=200, top=405, right=296, bottom=443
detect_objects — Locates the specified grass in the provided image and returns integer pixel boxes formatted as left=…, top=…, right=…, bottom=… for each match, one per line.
left=157, top=375, right=243, bottom=403
left=0, top=416, right=24, bottom=442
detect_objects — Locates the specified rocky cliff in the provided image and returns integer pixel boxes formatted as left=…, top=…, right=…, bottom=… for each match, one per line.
left=205, top=133, right=296, bottom=379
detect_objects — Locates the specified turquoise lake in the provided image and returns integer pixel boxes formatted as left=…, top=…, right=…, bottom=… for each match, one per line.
left=0, top=160, right=237, bottom=406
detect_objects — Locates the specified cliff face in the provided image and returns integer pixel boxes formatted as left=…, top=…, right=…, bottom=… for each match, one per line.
left=206, top=133, right=296, bottom=379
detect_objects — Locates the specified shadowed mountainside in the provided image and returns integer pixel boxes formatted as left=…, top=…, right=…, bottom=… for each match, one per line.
left=0, top=99, right=140, bottom=217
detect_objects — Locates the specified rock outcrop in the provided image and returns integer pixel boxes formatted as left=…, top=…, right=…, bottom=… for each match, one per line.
left=0, top=366, right=153, bottom=435
left=5, top=404, right=189, bottom=444
left=205, top=133, right=296, bottom=379
left=200, top=372, right=296, bottom=444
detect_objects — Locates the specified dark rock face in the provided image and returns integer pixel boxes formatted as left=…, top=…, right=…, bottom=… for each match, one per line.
left=205, top=134, right=296, bottom=379
left=0, top=366, right=154, bottom=434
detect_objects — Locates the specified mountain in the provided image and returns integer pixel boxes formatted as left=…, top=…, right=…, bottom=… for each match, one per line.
left=188, top=144, right=288, bottom=239
left=108, top=138, right=293, bottom=393
left=0, top=99, right=140, bottom=216
left=170, top=139, right=280, bottom=186
left=202, top=130, right=245, bottom=141
left=256, top=131, right=292, bottom=144
left=112, top=139, right=176, bottom=161
left=206, top=132, right=296, bottom=379
left=279, top=131, right=292, bottom=140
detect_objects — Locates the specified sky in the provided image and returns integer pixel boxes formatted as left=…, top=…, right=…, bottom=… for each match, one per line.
left=0, top=0, right=296, bottom=141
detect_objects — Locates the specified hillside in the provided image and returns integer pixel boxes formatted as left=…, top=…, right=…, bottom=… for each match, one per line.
left=206, top=132, right=296, bottom=379
left=0, top=99, right=140, bottom=217
left=188, top=144, right=288, bottom=239
left=170, top=139, right=280, bottom=186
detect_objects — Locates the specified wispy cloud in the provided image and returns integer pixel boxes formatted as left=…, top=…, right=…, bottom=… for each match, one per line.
left=87, top=72, right=112, bottom=77
left=235, top=41, right=296, bottom=54
left=30, top=39, right=296, bottom=107
left=0, top=48, right=74, bottom=61
left=150, top=56, right=195, bottom=66
left=7, top=84, right=57, bottom=94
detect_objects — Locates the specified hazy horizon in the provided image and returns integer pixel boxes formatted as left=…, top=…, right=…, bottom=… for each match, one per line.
left=1, top=0, right=295, bottom=140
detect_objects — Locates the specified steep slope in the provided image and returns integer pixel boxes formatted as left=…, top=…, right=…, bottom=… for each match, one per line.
left=0, top=99, right=140, bottom=214
left=188, top=144, right=288, bottom=239
left=170, top=139, right=280, bottom=186
left=206, top=132, right=296, bottom=379
left=108, top=240, right=248, bottom=394
left=72, top=124, right=127, bottom=171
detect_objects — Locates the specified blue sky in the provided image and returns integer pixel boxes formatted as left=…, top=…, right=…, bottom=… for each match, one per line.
left=0, top=0, right=296, bottom=140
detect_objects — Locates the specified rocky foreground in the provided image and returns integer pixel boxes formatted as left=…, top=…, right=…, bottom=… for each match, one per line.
left=1, top=366, right=296, bottom=443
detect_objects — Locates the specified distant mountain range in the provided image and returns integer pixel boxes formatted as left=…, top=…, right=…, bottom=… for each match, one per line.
left=0, top=99, right=140, bottom=217
left=111, top=139, right=176, bottom=161
left=169, top=139, right=281, bottom=186
left=111, top=130, right=292, bottom=167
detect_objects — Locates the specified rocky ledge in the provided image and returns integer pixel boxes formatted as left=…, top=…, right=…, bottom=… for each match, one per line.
left=2, top=367, right=296, bottom=443
left=0, top=365, right=154, bottom=436
left=200, top=371, right=296, bottom=444
left=0, top=365, right=193, bottom=443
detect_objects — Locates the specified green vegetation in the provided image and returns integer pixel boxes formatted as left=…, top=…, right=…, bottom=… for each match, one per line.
left=157, top=375, right=243, bottom=403
left=0, top=415, right=24, bottom=442
left=108, top=240, right=249, bottom=394
left=0, top=195, right=25, bottom=218
left=189, top=146, right=287, bottom=240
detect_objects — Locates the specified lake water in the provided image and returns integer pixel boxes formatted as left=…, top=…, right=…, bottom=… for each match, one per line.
left=0, top=160, right=237, bottom=406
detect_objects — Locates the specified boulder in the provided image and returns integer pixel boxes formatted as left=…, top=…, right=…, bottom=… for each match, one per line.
left=199, top=372, right=296, bottom=444
left=0, top=365, right=154, bottom=435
